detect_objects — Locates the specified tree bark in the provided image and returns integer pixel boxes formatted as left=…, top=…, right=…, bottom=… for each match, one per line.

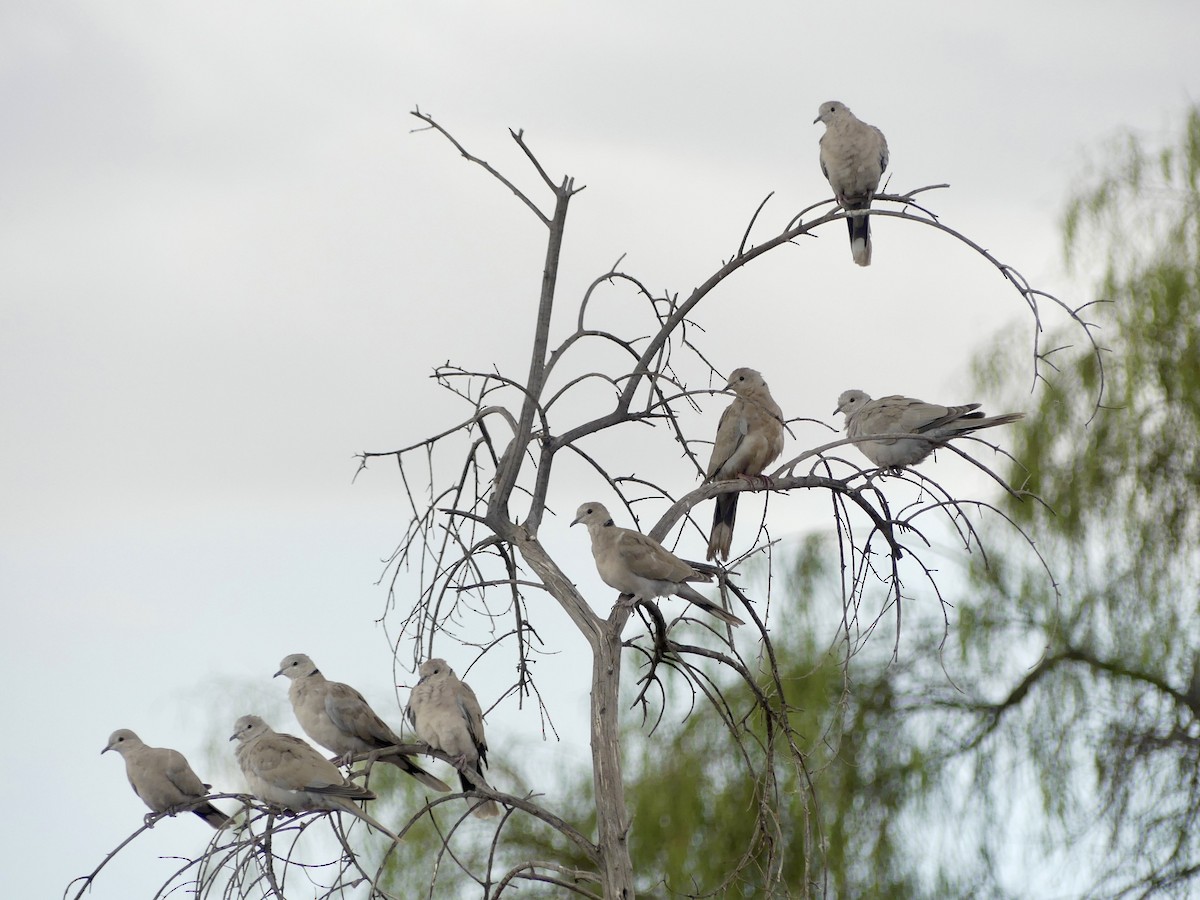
left=592, top=611, right=635, bottom=898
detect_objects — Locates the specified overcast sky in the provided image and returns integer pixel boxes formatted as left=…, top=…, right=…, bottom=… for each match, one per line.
left=4, top=2, right=1199, bottom=897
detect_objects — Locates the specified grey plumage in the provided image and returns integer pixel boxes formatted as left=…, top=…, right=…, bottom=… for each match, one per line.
left=229, top=714, right=399, bottom=841
left=815, top=100, right=889, bottom=266
left=835, top=389, right=1024, bottom=469
left=274, top=652, right=451, bottom=793
left=406, top=659, right=500, bottom=818
left=572, top=502, right=744, bottom=627
left=103, top=729, right=230, bottom=829
left=705, top=367, right=785, bottom=561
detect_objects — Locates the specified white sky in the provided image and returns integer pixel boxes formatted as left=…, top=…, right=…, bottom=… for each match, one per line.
left=3, top=2, right=1198, bottom=896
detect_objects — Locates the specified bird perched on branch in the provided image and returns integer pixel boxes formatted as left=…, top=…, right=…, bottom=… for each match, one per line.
left=406, top=658, right=500, bottom=818
left=834, top=389, right=1024, bottom=469
left=229, top=714, right=399, bottom=841
left=103, top=729, right=230, bottom=828
left=815, top=100, right=889, bottom=266
left=704, top=367, right=784, bottom=561
left=572, top=501, right=745, bottom=627
left=274, top=652, right=451, bottom=793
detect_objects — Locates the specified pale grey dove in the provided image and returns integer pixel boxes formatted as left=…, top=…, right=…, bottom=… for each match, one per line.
left=835, top=389, right=1024, bottom=469
left=815, top=100, right=889, bottom=266
left=103, top=729, right=231, bottom=829
left=229, top=714, right=399, bottom=841
left=274, top=653, right=451, bottom=793
left=571, top=502, right=744, bottom=627
left=406, top=659, right=500, bottom=819
left=704, top=367, right=785, bottom=561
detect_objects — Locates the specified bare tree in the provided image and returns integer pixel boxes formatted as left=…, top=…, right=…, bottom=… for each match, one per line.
left=69, top=109, right=1100, bottom=900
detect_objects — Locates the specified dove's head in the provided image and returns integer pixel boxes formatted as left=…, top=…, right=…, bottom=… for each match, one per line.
left=571, top=502, right=613, bottom=530
left=275, top=653, right=317, bottom=680
left=726, top=367, right=767, bottom=397
left=834, top=389, right=871, bottom=419
left=814, top=100, right=849, bottom=125
left=229, top=715, right=269, bottom=743
left=102, top=728, right=143, bottom=756
left=417, top=658, right=452, bottom=681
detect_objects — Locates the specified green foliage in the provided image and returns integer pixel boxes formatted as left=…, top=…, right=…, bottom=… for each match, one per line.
left=483, top=535, right=981, bottom=898
left=963, top=104, right=1200, bottom=896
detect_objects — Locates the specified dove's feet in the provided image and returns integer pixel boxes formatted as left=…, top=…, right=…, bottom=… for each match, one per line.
left=738, top=473, right=774, bottom=490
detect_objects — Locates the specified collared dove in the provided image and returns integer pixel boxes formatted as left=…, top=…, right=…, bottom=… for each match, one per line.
left=571, top=502, right=745, bottom=627
left=229, top=714, right=399, bottom=841
left=406, top=658, right=500, bottom=819
left=814, top=100, right=889, bottom=266
left=834, top=389, right=1024, bottom=469
left=102, top=729, right=230, bottom=829
left=274, top=653, right=451, bottom=793
left=704, top=367, right=785, bottom=561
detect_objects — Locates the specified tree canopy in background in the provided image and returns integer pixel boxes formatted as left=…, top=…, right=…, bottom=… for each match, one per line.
left=960, top=103, right=1200, bottom=898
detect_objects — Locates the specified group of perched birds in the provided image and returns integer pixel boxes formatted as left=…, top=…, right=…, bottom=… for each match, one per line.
left=572, top=100, right=1021, bottom=627
left=104, top=655, right=497, bottom=843
left=103, top=101, right=1023, bottom=841
left=572, top=372, right=1022, bottom=629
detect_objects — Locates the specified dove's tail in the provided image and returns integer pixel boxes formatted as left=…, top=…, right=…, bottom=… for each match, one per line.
left=383, top=753, right=453, bottom=793
left=707, top=493, right=738, bottom=561
left=676, top=583, right=745, bottom=627
left=846, top=207, right=872, bottom=266
left=458, top=768, right=501, bottom=819
left=193, top=801, right=232, bottom=829
left=957, top=411, right=1026, bottom=435
left=336, top=799, right=402, bottom=843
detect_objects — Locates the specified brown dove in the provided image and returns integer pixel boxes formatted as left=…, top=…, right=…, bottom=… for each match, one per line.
left=406, top=659, right=500, bottom=818
left=274, top=653, right=450, bottom=793
left=572, top=501, right=744, bottom=627
left=103, top=729, right=230, bottom=828
left=704, top=367, right=784, bottom=561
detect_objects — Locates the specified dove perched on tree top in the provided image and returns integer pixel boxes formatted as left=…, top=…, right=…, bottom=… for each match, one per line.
left=229, top=714, right=400, bottom=841
left=704, top=367, right=785, bottom=561
left=572, top=501, right=745, bottom=626
left=406, top=659, right=500, bottom=819
left=834, top=389, right=1024, bottom=469
left=815, top=100, right=889, bottom=266
left=274, top=652, right=451, bottom=793
left=103, top=729, right=231, bottom=829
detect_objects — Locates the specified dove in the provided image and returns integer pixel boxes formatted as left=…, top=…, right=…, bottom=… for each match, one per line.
left=406, top=658, right=500, bottom=819
left=103, top=729, right=230, bottom=828
left=815, top=100, right=889, bottom=266
left=571, top=502, right=744, bottom=627
left=229, top=714, right=399, bottom=841
left=704, top=367, right=785, bottom=561
left=835, top=389, right=1024, bottom=469
left=274, top=653, right=450, bottom=793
